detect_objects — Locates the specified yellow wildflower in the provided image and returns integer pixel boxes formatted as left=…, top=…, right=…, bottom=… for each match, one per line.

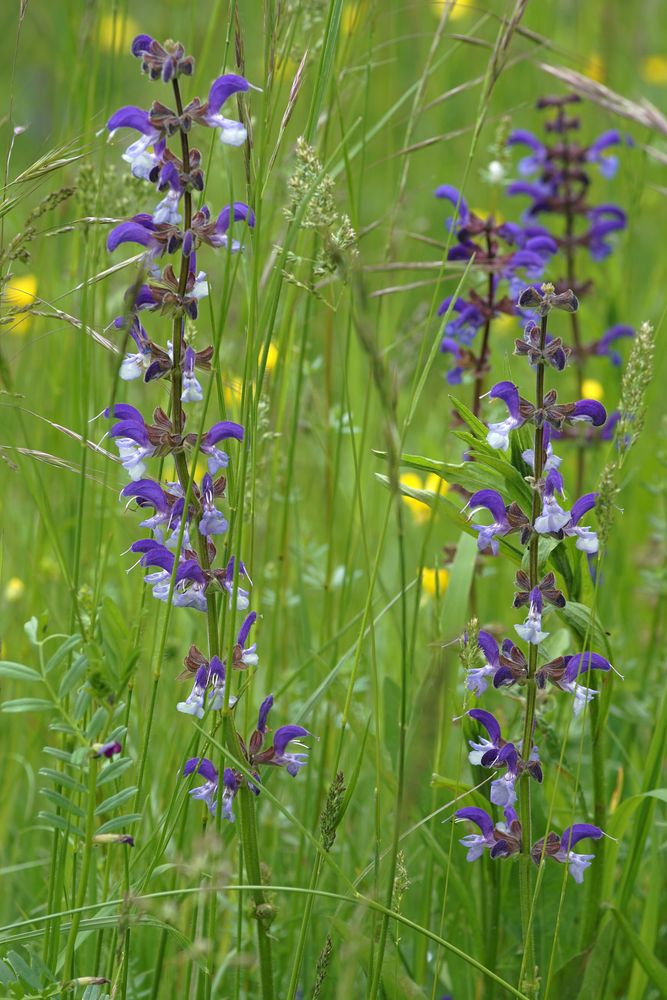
left=98, top=14, right=139, bottom=54
left=582, top=378, right=604, bottom=402
left=641, top=55, right=667, bottom=85
left=584, top=54, right=605, bottom=83
left=4, top=274, right=37, bottom=334
left=400, top=472, right=448, bottom=523
left=260, top=342, right=279, bottom=374
left=494, top=312, right=517, bottom=334
left=432, top=0, right=469, bottom=19
left=422, top=567, right=450, bottom=598
left=223, top=373, right=244, bottom=408
left=4, top=577, right=25, bottom=602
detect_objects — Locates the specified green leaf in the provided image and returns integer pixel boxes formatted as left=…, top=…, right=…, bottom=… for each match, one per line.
left=97, top=757, right=133, bottom=787
left=0, top=661, right=42, bottom=682
left=558, top=601, right=613, bottom=659
left=439, top=531, right=478, bottom=635
left=39, top=788, right=85, bottom=818
left=57, top=651, right=88, bottom=699
left=38, top=768, right=86, bottom=794
left=94, top=787, right=138, bottom=816
left=95, top=813, right=142, bottom=835
left=2, top=698, right=53, bottom=713
left=0, top=958, right=17, bottom=986
left=45, top=634, right=82, bottom=674
left=6, top=949, right=42, bottom=990
left=36, top=810, right=85, bottom=839
left=448, top=395, right=490, bottom=441
left=609, top=906, right=667, bottom=995
left=84, top=706, right=107, bottom=740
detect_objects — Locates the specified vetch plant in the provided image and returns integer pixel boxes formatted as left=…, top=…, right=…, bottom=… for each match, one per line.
left=28, top=34, right=313, bottom=998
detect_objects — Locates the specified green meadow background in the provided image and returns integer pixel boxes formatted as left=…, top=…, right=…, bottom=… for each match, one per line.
left=0, top=1, right=666, bottom=997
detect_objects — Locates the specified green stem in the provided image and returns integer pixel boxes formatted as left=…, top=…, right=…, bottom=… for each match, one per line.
left=235, top=753, right=274, bottom=1000
left=63, top=756, right=97, bottom=980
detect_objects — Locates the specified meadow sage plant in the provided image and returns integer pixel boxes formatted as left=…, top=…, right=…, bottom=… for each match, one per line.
left=102, top=35, right=313, bottom=996
left=507, top=94, right=634, bottom=489
left=453, top=282, right=619, bottom=995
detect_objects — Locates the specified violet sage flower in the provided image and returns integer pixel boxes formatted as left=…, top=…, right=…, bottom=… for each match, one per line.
left=454, top=806, right=522, bottom=861
left=531, top=824, right=604, bottom=883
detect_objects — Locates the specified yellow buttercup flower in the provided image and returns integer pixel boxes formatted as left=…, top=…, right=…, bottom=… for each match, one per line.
left=494, top=312, right=517, bottom=334
left=223, top=373, right=244, bottom=408
left=582, top=378, right=604, bottom=402
left=432, top=0, right=469, bottom=19
left=584, top=54, right=605, bottom=83
left=260, top=342, right=279, bottom=374
left=641, top=55, right=667, bottom=85
left=400, top=472, right=448, bottom=523
left=4, top=577, right=25, bottom=603
left=422, top=567, right=450, bottom=598
left=98, top=14, right=139, bottom=54
left=4, top=274, right=37, bottom=334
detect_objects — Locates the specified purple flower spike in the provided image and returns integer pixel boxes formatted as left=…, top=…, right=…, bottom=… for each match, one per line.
left=216, top=201, right=256, bottom=234
left=271, top=725, right=311, bottom=776
left=554, top=824, right=604, bottom=883
left=199, top=420, right=244, bottom=475
left=563, top=652, right=612, bottom=683
left=515, top=586, right=549, bottom=646
left=208, top=74, right=251, bottom=113
left=107, top=219, right=157, bottom=253
left=257, top=694, right=273, bottom=733
left=183, top=756, right=219, bottom=815
left=434, top=184, right=469, bottom=227
left=592, top=325, right=634, bottom=366
left=486, top=381, right=524, bottom=450
left=467, top=489, right=511, bottom=555
left=131, top=34, right=154, bottom=57
left=570, top=399, right=607, bottom=426
left=177, top=664, right=209, bottom=718
left=454, top=807, right=497, bottom=862
left=465, top=629, right=500, bottom=696
left=221, top=768, right=239, bottom=822
left=467, top=708, right=501, bottom=745
left=507, top=129, right=547, bottom=175
left=203, top=74, right=252, bottom=145
left=107, top=106, right=155, bottom=136
left=563, top=509, right=599, bottom=557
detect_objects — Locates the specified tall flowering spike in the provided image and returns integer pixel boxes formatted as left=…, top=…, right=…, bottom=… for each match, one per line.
left=431, top=185, right=557, bottom=398
left=449, top=273, right=623, bottom=928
